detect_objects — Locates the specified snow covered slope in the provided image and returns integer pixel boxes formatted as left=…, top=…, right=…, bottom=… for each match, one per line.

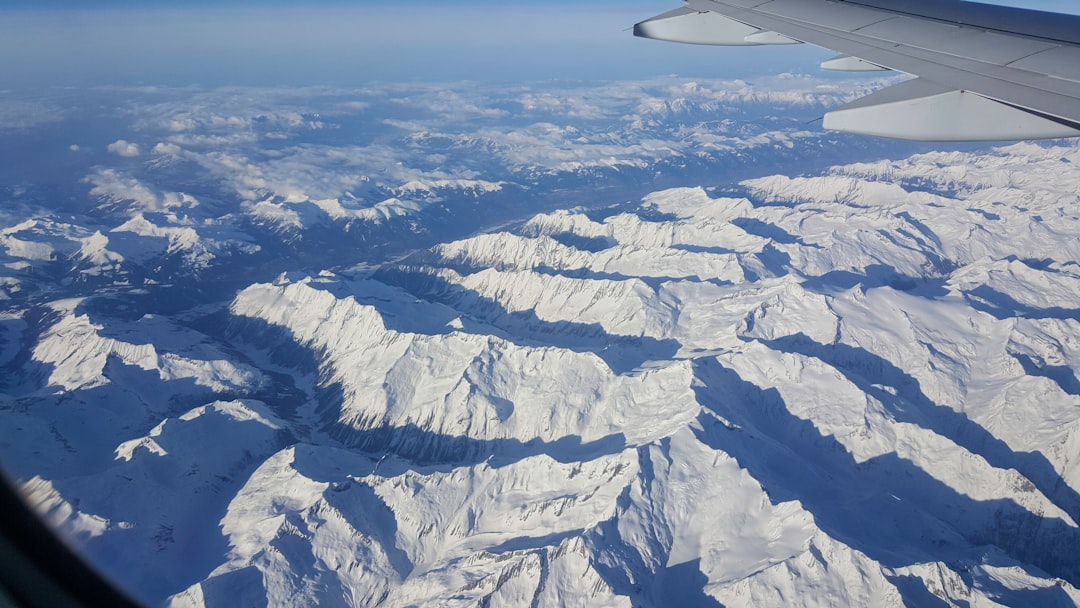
left=3, top=84, right=1080, bottom=606
left=203, top=144, right=1080, bottom=607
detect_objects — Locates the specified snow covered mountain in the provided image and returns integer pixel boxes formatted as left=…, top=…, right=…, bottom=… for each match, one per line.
left=208, top=144, right=1080, bottom=607
left=2, top=78, right=1080, bottom=607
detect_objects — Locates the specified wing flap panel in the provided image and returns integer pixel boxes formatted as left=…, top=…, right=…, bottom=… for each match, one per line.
left=854, top=17, right=973, bottom=47
left=855, top=17, right=1058, bottom=65
left=721, top=0, right=773, bottom=8
left=949, top=32, right=1061, bottom=66
left=842, top=0, right=1080, bottom=45
left=755, top=0, right=890, bottom=32
left=823, top=78, right=1080, bottom=141
left=743, top=31, right=802, bottom=44
left=1009, top=47, right=1080, bottom=84
left=821, top=54, right=889, bottom=72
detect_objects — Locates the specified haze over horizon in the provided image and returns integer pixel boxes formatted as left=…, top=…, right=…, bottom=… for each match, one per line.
left=4, top=0, right=1067, bottom=87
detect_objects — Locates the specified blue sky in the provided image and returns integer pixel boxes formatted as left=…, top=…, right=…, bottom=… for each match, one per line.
left=2, top=1, right=817, bottom=86
left=1, top=1, right=1077, bottom=87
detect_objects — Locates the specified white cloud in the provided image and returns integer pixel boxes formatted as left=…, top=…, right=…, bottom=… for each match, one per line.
left=107, top=139, right=140, bottom=157
left=167, top=118, right=197, bottom=132
left=338, top=101, right=370, bottom=112
left=209, top=115, right=251, bottom=128
left=92, top=76, right=893, bottom=212
left=0, top=100, right=64, bottom=130
left=85, top=168, right=199, bottom=212
left=152, top=142, right=182, bottom=156
left=165, top=132, right=259, bottom=147
left=69, top=144, right=80, bottom=152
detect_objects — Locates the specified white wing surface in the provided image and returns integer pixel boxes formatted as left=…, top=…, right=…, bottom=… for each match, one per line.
left=635, top=0, right=1080, bottom=140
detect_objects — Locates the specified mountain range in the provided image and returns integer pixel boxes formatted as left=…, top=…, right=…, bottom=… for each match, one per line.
left=1, top=78, right=1079, bottom=606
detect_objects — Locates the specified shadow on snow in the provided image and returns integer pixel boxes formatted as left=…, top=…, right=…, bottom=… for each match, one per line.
left=691, top=354, right=1080, bottom=601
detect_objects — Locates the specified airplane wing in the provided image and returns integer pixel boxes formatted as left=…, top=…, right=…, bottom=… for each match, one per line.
left=634, top=0, right=1080, bottom=141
